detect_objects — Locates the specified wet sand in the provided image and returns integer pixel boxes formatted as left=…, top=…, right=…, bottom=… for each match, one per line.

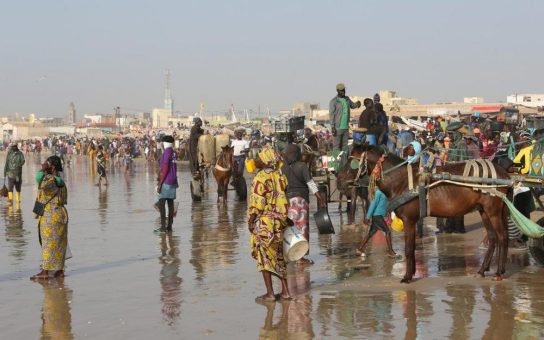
left=1, top=153, right=543, bottom=339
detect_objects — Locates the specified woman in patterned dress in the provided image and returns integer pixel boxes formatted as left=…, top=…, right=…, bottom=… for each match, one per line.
left=248, top=146, right=292, bottom=302
left=31, top=156, right=69, bottom=280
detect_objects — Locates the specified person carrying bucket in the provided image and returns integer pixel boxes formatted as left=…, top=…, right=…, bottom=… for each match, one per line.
left=281, top=144, right=326, bottom=266
left=248, top=146, right=292, bottom=302
left=355, top=188, right=396, bottom=258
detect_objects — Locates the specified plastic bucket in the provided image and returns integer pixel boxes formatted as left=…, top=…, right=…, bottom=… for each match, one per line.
left=390, top=212, right=404, bottom=232
left=283, top=227, right=309, bottom=262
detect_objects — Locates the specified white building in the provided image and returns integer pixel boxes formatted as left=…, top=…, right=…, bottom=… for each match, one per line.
left=378, top=90, right=418, bottom=106
left=507, top=94, right=544, bottom=108
left=83, top=114, right=104, bottom=124
left=152, top=108, right=172, bottom=128
left=464, top=97, right=485, bottom=104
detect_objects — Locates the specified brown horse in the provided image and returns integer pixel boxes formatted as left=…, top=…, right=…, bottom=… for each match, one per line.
left=212, top=145, right=234, bottom=204
left=335, top=161, right=368, bottom=225
left=353, top=144, right=511, bottom=283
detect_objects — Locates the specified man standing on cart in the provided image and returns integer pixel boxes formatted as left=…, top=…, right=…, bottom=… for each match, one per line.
left=189, top=117, right=204, bottom=177
left=329, top=83, right=361, bottom=151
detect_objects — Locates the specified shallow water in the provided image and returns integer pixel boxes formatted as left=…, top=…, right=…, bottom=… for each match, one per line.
left=1, top=153, right=543, bottom=339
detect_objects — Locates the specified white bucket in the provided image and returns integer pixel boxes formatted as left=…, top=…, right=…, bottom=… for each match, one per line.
left=283, top=227, right=309, bottom=262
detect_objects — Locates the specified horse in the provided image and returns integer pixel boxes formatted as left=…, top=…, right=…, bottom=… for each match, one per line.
left=352, top=144, right=511, bottom=283
left=212, top=145, right=234, bottom=204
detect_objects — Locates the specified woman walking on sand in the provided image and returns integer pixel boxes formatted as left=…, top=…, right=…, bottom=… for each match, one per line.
left=31, top=156, right=69, bottom=280
left=248, top=146, right=292, bottom=302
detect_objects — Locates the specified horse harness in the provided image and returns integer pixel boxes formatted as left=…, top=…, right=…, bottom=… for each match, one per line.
left=356, top=150, right=511, bottom=216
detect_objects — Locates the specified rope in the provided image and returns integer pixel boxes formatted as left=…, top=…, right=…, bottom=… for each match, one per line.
left=427, top=180, right=509, bottom=190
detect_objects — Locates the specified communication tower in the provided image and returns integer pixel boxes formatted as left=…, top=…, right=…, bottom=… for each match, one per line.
left=164, top=70, right=174, bottom=115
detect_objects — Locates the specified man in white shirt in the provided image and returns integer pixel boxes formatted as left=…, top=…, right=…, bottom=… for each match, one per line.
left=231, top=130, right=250, bottom=178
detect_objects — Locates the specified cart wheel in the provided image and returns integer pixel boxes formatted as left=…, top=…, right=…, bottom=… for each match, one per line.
left=190, top=179, right=202, bottom=202
left=528, top=217, right=544, bottom=265
left=236, top=177, right=247, bottom=201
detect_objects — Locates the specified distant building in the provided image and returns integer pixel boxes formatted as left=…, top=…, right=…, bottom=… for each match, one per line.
left=152, top=108, right=172, bottom=128
left=311, top=109, right=329, bottom=119
left=507, top=94, right=544, bottom=108
left=68, top=102, right=76, bottom=124
left=464, top=97, right=485, bottom=104
left=292, top=102, right=320, bottom=118
left=28, top=113, right=36, bottom=124
left=1, top=122, right=49, bottom=141
left=378, top=90, right=418, bottom=106
left=139, top=112, right=151, bottom=121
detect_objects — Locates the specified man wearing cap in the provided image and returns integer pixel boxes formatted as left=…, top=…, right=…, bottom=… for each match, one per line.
left=329, top=83, right=361, bottom=151
left=189, top=118, right=204, bottom=175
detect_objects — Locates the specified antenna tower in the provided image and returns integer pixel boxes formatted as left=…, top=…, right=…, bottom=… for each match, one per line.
left=164, top=70, right=173, bottom=115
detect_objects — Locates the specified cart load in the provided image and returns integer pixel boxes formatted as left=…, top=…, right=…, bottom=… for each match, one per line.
left=198, top=134, right=216, bottom=165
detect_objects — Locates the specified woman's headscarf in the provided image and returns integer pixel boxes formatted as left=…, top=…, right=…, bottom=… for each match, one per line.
left=46, top=155, right=63, bottom=172
left=258, top=146, right=282, bottom=169
left=283, top=144, right=301, bottom=165
left=407, top=141, right=422, bottom=164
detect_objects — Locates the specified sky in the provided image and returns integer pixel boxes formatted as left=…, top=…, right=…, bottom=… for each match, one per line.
left=0, top=0, right=542, bottom=117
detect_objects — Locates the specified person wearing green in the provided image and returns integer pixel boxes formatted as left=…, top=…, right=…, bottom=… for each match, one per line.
left=329, top=83, right=361, bottom=151
left=4, top=143, right=25, bottom=209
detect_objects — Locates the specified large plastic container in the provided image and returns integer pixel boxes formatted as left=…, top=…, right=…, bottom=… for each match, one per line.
left=215, top=134, right=231, bottom=157
left=198, top=134, right=216, bottom=165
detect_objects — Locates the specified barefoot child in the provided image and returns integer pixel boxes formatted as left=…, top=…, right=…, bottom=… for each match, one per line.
left=356, top=188, right=396, bottom=258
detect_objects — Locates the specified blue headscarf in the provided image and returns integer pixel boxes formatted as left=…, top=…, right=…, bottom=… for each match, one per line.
left=407, top=141, right=422, bottom=164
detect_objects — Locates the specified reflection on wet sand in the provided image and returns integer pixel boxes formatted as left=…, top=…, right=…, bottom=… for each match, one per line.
left=317, top=290, right=396, bottom=338
left=257, top=297, right=314, bottom=340
left=190, top=204, right=241, bottom=282
left=159, top=233, right=182, bottom=326
left=2, top=205, right=27, bottom=266
left=38, top=279, right=73, bottom=340
left=97, top=187, right=108, bottom=225
left=445, top=285, right=475, bottom=339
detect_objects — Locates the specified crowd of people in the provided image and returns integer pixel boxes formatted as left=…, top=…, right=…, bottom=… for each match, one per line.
left=1, top=83, right=539, bottom=301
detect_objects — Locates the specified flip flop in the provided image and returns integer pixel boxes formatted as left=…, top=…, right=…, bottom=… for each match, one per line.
left=30, top=274, right=49, bottom=280
left=279, top=295, right=294, bottom=301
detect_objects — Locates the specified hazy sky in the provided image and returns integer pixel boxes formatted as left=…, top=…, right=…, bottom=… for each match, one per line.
left=0, top=0, right=542, bottom=117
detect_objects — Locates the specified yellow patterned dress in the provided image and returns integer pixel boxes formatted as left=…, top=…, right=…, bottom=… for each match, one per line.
left=37, top=174, right=69, bottom=271
left=249, top=168, right=289, bottom=278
